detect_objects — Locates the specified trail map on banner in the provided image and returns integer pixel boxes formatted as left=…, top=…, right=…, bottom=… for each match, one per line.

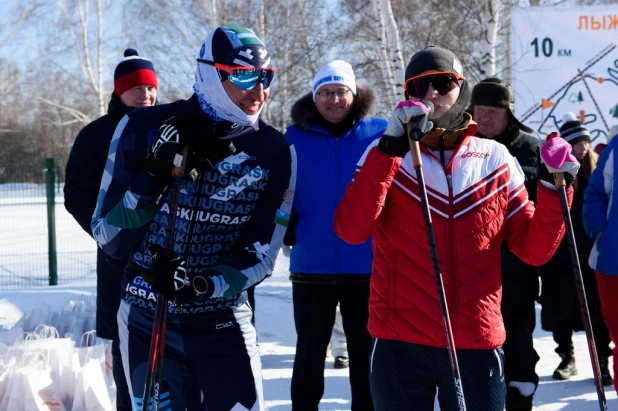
left=511, top=6, right=618, bottom=147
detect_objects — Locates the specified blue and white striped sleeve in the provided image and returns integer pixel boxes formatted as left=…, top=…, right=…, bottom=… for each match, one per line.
left=91, top=115, right=161, bottom=259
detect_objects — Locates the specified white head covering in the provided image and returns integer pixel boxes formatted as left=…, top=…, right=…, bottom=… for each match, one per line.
left=193, top=25, right=269, bottom=126
left=311, top=60, right=356, bottom=101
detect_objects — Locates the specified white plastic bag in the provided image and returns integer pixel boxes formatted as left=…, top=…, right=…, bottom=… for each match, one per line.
left=77, top=358, right=114, bottom=411
left=5, top=351, right=66, bottom=411
left=19, top=303, right=52, bottom=334
left=72, top=332, right=114, bottom=411
left=0, top=357, right=16, bottom=407
left=59, top=350, right=80, bottom=411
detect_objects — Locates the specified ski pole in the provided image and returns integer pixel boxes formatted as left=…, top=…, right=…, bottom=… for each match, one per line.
left=553, top=171, right=607, bottom=411
left=407, top=114, right=467, bottom=411
left=142, top=145, right=189, bottom=411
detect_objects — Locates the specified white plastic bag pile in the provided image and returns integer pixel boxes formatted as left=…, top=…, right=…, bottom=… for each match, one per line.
left=0, top=298, right=116, bottom=410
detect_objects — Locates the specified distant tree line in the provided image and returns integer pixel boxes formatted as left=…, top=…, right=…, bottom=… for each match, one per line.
left=0, top=0, right=610, bottom=182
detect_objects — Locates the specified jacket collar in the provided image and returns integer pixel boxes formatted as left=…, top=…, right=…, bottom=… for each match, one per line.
left=107, top=92, right=135, bottom=116
left=290, top=83, right=377, bottom=134
left=421, top=113, right=477, bottom=150
left=179, top=94, right=260, bottom=139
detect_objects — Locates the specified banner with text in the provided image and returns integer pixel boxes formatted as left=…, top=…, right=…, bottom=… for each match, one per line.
left=511, top=6, right=618, bottom=147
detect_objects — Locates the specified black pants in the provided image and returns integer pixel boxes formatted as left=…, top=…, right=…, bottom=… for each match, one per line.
left=111, top=339, right=132, bottom=411
left=501, top=258, right=540, bottom=386
left=370, top=339, right=505, bottom=411
left=119, top=301, right=261, bottom=410
left=291, top=282, right=373, bottom=411
left=247, top=285, right=256, bottom=325
left=553, top=324, right=612, bottom=357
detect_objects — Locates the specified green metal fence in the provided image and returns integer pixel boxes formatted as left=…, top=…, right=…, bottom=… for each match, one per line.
left=0, top=157, right=97, bottom=290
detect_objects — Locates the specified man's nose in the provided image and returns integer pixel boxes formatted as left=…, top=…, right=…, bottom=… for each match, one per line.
left=249, top=82, right=267, bottom=102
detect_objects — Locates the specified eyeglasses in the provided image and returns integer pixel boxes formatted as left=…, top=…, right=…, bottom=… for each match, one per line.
left=197, top=59, right=275, bottom=90
left=315, top=89, right=350, bottom=101
left=404, top=72, right=463, bottom=99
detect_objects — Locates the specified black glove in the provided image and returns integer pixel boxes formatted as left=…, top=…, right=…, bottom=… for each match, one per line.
left=144, top=116, right=193, bottom=181
left=149, top=245, right=192, bottom=301
left=186, top=136, right=236, bottom=178
left=145, top=116, right=238, bottom=182
left=149, top=245, right=218, bottom=303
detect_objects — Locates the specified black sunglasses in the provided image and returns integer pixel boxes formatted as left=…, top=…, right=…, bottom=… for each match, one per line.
left=405, top=73, right=462, bottom=98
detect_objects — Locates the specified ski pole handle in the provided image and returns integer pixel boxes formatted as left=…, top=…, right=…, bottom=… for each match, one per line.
left=172, top=146, right=189, bottom=177
left=553, top=171, right=566, bottom=189
left=406, top=123, right=423, bottom=168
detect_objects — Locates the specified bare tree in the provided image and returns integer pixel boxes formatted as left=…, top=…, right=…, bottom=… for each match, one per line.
left=123, top=0, right=343, bottom=131
left=24, top=0, right=124, bottom=125
left=5, top=0, right=616, bottom=178
left=476, top=0, right=500, bottom=77
left=372, top=0, right=404, bottom=108
left=0, top=2, right=37, bottom=50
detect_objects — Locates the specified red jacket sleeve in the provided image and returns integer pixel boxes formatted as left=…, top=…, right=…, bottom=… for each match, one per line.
left=335, top=146, right=400, bottom=244
left=504, top=182, right=573, bottom=266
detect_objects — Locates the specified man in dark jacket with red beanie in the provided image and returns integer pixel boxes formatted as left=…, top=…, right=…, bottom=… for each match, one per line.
left=64, top=48, right=157, bottom=411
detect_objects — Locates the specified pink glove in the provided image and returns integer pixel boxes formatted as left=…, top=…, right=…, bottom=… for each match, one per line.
left=539, top=132, right=580, bottom=190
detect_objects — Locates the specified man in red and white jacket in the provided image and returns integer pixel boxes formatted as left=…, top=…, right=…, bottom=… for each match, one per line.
left=334, top=46, right=578, bottom=411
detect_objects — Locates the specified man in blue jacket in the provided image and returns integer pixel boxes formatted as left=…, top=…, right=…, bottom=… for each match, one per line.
left=584, top=128, right=618, bottom=394
left=284, top=60, right=386, bottom=411
left=91, top=24, right=295, bottom=410
left=64, top=48, right=157, bottom=411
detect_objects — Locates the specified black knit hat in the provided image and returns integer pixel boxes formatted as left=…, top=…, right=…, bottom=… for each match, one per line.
left=559, top=112, right=591, bottom=145
left=471, top=78, right=533, bottom=133
left=404, top=46, right=469, bottom=130
left=113, top=49, right=157, bottom=97
left=405, top=46, right=464, bottom=81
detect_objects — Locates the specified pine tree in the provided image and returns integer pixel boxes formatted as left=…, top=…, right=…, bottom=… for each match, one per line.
left=577, top=91, right=584, bottom=103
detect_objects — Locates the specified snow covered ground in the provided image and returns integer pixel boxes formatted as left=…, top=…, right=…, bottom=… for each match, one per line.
left=1, top=254, right=617, bottom=410
left=0, top=192, right=616, bottom=409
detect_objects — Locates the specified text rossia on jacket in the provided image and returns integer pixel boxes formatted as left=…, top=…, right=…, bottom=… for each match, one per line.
left=334, top=122, right=571, bottom=350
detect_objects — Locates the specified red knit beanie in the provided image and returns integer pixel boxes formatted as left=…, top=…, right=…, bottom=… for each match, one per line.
left=113, top=48, right=157, bottom=97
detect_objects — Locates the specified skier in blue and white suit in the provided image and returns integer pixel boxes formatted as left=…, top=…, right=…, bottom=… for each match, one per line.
left=92, top=24, right=296, bottom=411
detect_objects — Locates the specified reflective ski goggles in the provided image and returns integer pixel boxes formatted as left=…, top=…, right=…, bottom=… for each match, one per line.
left=404, top=72, right=464, bottom=99
left=197, top=59, right=275, bottom=90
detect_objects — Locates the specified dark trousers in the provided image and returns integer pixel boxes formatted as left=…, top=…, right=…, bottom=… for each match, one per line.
left=553, top=320, right=612, bottom=357
left=370, top=339, right=505, bottom=411
left=291, top=282, right=373, bottom=411
left=501, top=264, right=540, bottom=385
left=596, top=271, right=618, bottom=393
left=112, top=339, right=132, bottom=411
left=247, top=285, right=256, bottom=325
left=118, top=301, right=262, bottom=411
